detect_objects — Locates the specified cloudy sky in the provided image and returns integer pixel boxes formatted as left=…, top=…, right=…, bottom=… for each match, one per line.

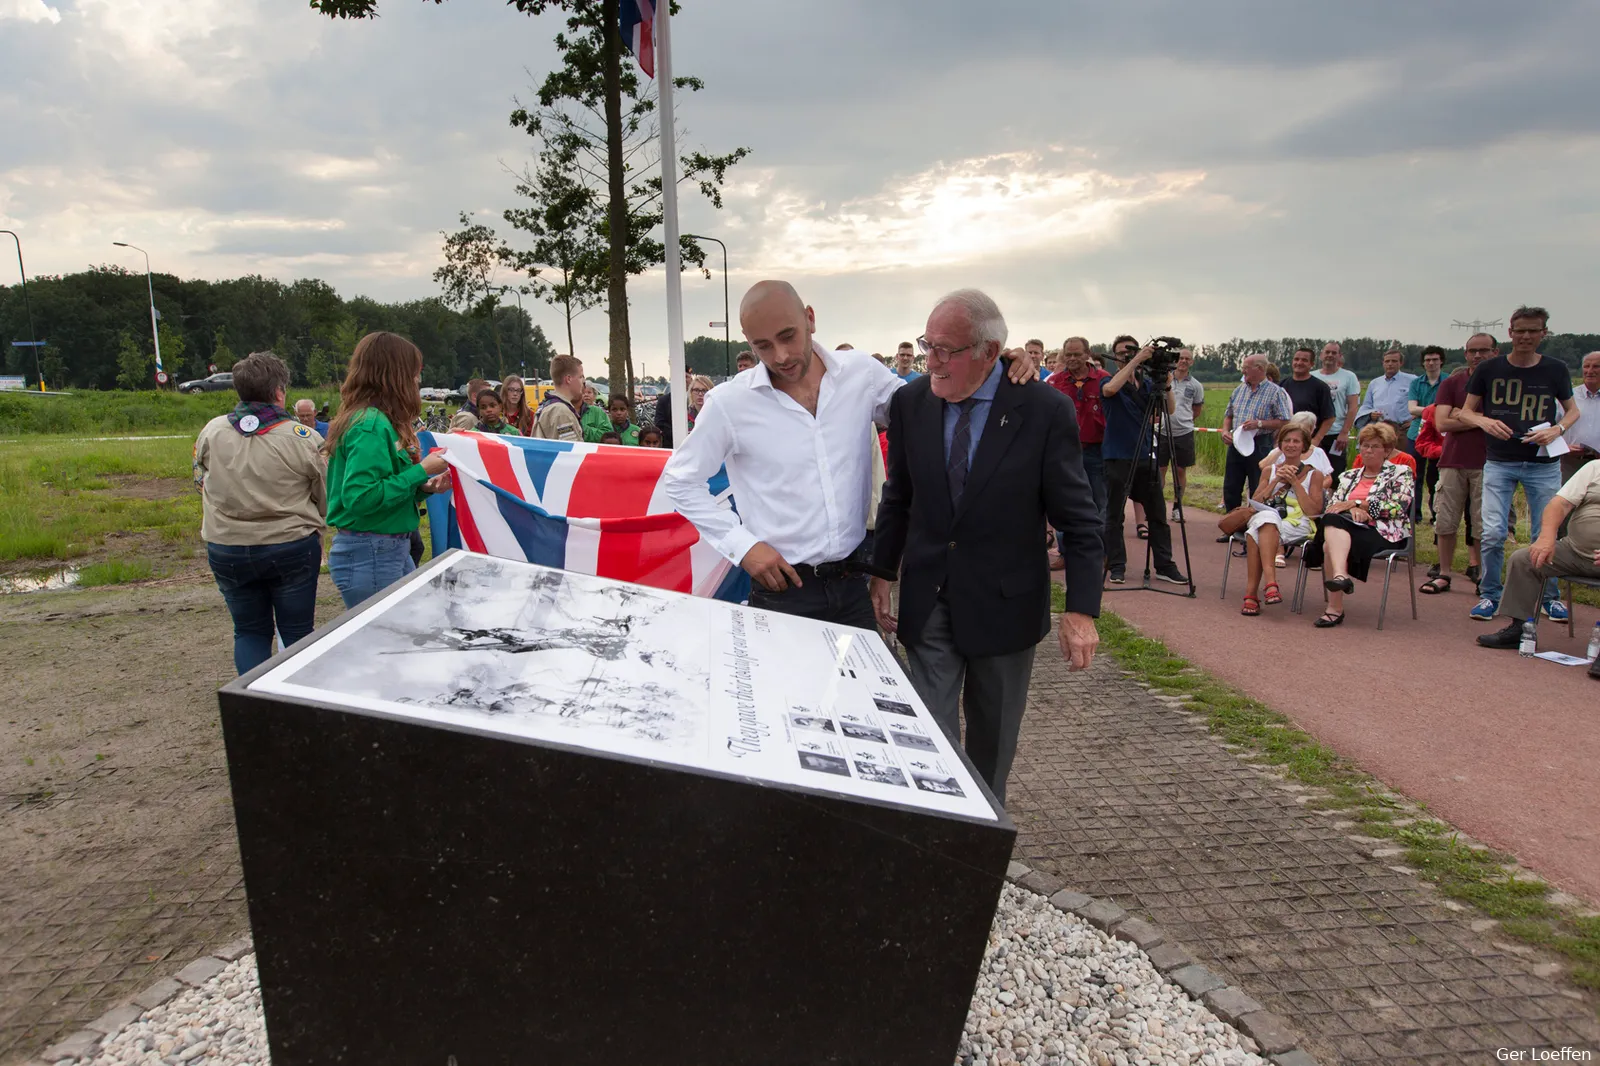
left=2, top=0, right=1597, bottom=375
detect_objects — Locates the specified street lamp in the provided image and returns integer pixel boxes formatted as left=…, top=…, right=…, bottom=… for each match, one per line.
left=1, top=230, right=40, bottom=388
left=683, top=233, right=729, bottom=373
left=112, top=241, right=163, bottom=383
left=495, top=286, right=527, bottom=377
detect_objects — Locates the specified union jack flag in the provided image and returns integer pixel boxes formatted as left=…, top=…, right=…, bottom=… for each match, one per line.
left=618, top=0, right=655, bottom=78
left=420, top=431, right=747, bottom=602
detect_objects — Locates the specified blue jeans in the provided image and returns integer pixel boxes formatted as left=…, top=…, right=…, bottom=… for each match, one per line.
left=207, top=533, right=323, bottom=675
left=1479, top=460, right=1561, bottom=605
left=329, top=530, right=416, bottom=610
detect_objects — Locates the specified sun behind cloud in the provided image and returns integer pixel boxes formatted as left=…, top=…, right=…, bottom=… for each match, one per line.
left=736, top=152, right=1206, bottom=275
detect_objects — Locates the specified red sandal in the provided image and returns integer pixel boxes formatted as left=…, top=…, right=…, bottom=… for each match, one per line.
left=1263, top=582, right=1282, bottom=606
left=1241, top=595, right=1261, bottom=616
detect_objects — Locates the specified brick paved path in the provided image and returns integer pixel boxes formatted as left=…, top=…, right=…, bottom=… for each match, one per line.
left=1010, top=643, right=1600, bottom=1065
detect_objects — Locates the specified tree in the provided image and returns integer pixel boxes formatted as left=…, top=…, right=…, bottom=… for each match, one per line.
left=501, top=140, right=606, bottom=361
left=115, top=330, right=152, bottom=390
left=305, top=347, right=337, bottom=386
left=435, top=211, right=507, bottom=378
left=157, top=320, right=186, bottom=386
left=212, top=329, right=238, bottom=371
left=311, top=0, right=750, bottom=401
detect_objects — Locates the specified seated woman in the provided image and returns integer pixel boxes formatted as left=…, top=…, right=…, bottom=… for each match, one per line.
left=1306, top=423, right=1415, bottom=627
left=1258, top=412, right=1334, bottom=477
left=1240, top=423, right=1325, bottom=615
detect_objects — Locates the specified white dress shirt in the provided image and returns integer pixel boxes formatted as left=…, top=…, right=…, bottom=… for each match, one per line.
left=662, top=341, right=902, bottom=567
left=1566, top=383, right=1600, bottom=453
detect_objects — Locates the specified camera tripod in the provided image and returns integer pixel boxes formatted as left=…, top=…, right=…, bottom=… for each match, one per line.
left=1102, top=372, right=1197, bottom=599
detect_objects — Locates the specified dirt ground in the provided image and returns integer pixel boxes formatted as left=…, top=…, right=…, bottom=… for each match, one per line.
left=0, top=570, right=345, bottom=1064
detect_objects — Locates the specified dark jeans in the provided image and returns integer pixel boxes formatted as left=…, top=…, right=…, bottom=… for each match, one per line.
left=1103, top=457, right=1172, bottom=571
left=749, top=572, right=877, bottom=630
left=1412, top=454, right=1440, bottom=521
left=1060, top=442, right=1107, bottom=557
left=1319, top=433, right=1348, bottom=482
left=207, top=533, right=323, bottom=675
left=1223, top=436, right=1267, bottom=511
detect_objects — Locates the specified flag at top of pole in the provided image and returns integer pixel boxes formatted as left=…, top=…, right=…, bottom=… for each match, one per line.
left=618, top=0, right=688, bottom=449
left=619, top=0, right=655, bottom=78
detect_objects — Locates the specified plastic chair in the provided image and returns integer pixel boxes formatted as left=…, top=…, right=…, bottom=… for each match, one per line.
left=1218, top=531, right=1248, bottom=600
left=1369, top=513, right=1418, bottom=631
left=1561, top=576, right=1600, bottom=638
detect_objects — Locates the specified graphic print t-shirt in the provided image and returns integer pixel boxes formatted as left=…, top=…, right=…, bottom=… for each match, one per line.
left=1466, top=355, right=1574, bottom=464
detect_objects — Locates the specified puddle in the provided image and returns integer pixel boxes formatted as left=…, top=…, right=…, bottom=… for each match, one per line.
left=0, top=567, right=82, bottom=594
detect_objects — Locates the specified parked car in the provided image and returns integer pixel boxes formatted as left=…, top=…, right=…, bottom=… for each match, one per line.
left=178, top=372, right=234, bottom=393
left=419, top=387, right=454, bottom=402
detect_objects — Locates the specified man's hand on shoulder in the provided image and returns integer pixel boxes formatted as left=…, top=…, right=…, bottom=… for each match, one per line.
left=740, top=542, right=802, bottom=592
left=1059, top=612, right=1098, bottom=671
left=1005, top=349, right=1039, bottom=384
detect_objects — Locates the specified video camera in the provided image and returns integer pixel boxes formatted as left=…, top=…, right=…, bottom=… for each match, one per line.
left=1145, top=336, right=1184, bottom=384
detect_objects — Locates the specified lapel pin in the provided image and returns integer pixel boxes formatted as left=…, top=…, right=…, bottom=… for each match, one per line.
left=999, top=415, right=1008, bottom=427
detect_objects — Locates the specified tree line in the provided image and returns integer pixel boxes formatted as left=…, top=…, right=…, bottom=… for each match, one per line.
left=0, top=267, right=554, bottom=391
left=1181, top=335, right=1598, bottom=382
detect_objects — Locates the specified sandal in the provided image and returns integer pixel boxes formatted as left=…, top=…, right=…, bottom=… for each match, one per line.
left=1465, top=564, right=1480, bottom=583
left=1419, top=575, right=1452, bottom=595
left=1241, top=596, right=1261, bottom=616
left=1263, top=583, right=1282, bottom=606
left=1314, top=611, right=1346, bottom=628
left=1274, top=553, right=1287, bottom=568
left=1136, top=523, right=1149, bottom=540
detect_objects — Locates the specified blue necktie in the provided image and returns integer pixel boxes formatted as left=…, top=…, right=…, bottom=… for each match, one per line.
left=947, top=398, right=977, bottom=507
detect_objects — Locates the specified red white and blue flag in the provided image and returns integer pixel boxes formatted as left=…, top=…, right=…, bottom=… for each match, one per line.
left=420, top=431, right=746, bottom=602
left=618, top=0, right=655, bottom=78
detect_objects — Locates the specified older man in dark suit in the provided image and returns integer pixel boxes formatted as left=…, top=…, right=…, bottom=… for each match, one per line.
left=868, top=289, right=1105, bottom=804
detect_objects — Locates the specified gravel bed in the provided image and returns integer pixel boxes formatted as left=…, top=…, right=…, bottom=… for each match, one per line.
left=56, top=883, right=1264, bottom=1066
left=958, top=883, right=1266, bottom=1066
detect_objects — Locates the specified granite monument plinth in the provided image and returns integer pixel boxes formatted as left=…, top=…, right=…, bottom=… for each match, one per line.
left=220, top=550, right=1015, bottom=1065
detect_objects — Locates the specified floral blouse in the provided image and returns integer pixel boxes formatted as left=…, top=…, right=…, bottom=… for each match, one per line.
left=1327, top=463, right=1414, bottom=543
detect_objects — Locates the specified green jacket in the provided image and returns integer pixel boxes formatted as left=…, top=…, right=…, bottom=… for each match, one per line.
left=614, top=422, right=641, bottom=445
left=326, top=408, right=430, bottom=533
left=580, top=403, right=612, bottom=443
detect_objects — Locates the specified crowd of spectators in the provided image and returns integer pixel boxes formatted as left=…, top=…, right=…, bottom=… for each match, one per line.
left=190, top=304, right=1600, bottom=683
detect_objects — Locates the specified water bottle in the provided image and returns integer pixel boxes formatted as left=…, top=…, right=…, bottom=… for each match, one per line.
left=1518, top=620, right=1537, bottom=658
left=1587, top=622, right=1600, bottom=662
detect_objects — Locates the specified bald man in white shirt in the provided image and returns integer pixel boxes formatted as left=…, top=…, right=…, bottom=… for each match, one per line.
left=663, top=280, right=1037, bottom=627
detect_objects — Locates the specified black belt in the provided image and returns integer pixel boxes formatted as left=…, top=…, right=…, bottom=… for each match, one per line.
left=793, top=559, right=857, bottom=581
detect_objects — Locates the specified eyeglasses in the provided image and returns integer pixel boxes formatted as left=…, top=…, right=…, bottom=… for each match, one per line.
left=1465, top=346, right=1497, bottom=355
left=916, top=335, right=978, bottom=361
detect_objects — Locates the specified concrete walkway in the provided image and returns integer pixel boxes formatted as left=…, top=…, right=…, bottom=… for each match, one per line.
left=1096, top=504, right=1600, bottom=905
left=1012, top=643, right=1600, bottom=1065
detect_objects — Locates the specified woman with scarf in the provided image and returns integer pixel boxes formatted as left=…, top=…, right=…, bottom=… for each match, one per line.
left=193, top=351, right=328, bottom=673
left=324, top=332, right=451, bottom=609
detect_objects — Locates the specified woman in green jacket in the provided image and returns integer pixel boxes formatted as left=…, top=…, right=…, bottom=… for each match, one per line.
left=324, top=332, right=450, bottom=609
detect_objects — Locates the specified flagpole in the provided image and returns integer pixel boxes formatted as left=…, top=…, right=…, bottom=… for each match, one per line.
left=656, top=1, right=688, bottom=447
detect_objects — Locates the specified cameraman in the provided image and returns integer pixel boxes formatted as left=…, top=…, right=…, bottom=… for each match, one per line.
left=1100, top=342, right=1188, bottom=586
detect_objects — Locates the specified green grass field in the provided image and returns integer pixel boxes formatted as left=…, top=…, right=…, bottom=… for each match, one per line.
left=0, top=388, right=344, bottom=438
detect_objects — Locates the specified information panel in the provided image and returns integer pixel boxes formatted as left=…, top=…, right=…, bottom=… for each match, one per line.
left=250, top=551, right=996, bottom=821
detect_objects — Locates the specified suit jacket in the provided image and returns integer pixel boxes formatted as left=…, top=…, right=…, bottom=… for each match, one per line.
left=871, top=370, right=1105, bottom=658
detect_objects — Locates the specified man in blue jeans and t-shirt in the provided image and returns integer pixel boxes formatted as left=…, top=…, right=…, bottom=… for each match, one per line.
left=1460, top=305, right=1580, bottom=622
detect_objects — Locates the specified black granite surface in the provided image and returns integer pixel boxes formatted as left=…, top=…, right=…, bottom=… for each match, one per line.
left=219, top=565, right=1015, bottom=1066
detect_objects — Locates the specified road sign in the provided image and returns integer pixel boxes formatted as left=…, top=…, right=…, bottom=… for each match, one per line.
left=208, top=363, right=218, bottom=373
left=155, top=371, right=170, bottom=385
left=10, top=340, right=45, bottom=347
left=709, top=321, right=726, bottom=328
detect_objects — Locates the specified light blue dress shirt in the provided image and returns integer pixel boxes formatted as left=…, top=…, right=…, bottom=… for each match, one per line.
left=942, top=358, right=1005, bottom=469
left=1356, top=371, right=1418, bottom=426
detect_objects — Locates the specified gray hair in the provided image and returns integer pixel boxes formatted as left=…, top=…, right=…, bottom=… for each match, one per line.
left=935, top=288, right=1008, bottom=351
left=1241, top=353, right=1269, bottom=369
left=232, top=351, right=289, bottom=404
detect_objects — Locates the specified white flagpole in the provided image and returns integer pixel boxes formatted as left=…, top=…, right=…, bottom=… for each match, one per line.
left=656, top=3, right=688, bottom=447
